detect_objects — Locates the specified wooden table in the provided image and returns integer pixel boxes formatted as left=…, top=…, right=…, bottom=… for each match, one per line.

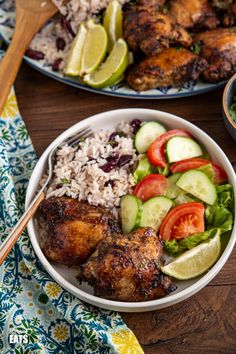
left=15, top=63, right=236, bottom=354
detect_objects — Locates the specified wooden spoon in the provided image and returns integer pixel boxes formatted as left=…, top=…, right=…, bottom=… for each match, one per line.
left=0, top=0, right=57, bottom=114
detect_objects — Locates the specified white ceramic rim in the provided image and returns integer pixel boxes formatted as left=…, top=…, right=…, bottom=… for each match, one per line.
left=26, top=108, right=236, bottom=312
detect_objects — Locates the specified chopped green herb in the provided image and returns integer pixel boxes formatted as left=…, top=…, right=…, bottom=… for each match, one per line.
left=118, top=131, right=127, bottom=138
left=60, top=178, right=70, bottom=184
left=175, top=46, right=183, bottom=51
left=160, top=4, right=169, bottom=14
left=191, top=41, right=202, bottom=55
left=108, top=140, right=118, bottom=147
left=78, top=137, right=86, bottom=143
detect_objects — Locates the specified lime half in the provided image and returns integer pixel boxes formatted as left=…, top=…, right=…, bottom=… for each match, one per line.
left=64, top=23, right=87, bottom=76
left=161, top=230, right=221, bottom=280
left=103, top=0, right=123, bottom=52
left=80, top=20, right=108, bottom=75
left=84, top=38, right=129, bottom=89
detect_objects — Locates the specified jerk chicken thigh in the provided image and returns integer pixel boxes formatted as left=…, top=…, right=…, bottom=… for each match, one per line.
left=126, top=48, right=208, bottom=91
left=193, top=27, right=236, bottom=82
left=39, top=196, right=119, bottom=266
left=169, top=0, right=219, bottom=29
left=123, top=2, right=192, bottom=56
left=79, top=227, right=176, bottom=302
left=123, top=0, right=236, bottom=91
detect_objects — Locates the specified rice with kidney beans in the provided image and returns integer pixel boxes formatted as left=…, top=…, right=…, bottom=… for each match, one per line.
left=1, top=0, right=129, bottom=71
left=45, top=121, right=139, bottom=217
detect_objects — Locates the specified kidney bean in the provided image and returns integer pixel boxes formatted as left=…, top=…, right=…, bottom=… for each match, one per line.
left=130, top=119, right=142, bottom=134
left=25, top=49, right=44, bottom=60
left=100, top=155, right=119, bottom=172
left=118, top=155, right=132, bottom=167
left=52, top=58, right=63, bottom=72
left=61, top=16, right=76, bottom=37
left=56, top=37, right=66, bottom=51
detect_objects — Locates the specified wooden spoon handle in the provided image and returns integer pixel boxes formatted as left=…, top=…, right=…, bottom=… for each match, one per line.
left=0, top=190, right=45, bottom=266
left=0, top=9, right=38, bottom=114
left=0, top=0, right=57, bottom=115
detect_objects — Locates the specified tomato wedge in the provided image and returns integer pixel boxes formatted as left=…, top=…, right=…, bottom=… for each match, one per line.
left=170, top=158, right=228, bottom=184
left=133, top=174, right=168, bottom=202
left=159, top=202, right=205, bottom=241
left=147, top=129, right=191, bottom=167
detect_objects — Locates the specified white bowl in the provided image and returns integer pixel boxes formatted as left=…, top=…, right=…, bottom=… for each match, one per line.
left=26, top=109, right=236, bottom=312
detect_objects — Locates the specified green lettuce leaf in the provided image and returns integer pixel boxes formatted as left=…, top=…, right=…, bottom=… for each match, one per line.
left=216, top=184, right=234, bottom=211
left=205, top=183, right=234, bottom=234
left=205, top=205, right=233, bottom=234
left=164, top=228, right=220, bottom=257
left=197, top=163, right=215, bottom=183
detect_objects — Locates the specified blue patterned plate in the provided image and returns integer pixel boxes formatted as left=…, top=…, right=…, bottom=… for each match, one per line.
left=0, top=2, right=226, bottom=99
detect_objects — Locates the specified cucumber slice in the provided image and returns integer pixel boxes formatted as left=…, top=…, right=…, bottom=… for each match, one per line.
left=176, top=170, right=217, bottom=205
left=140, top=196, right=172, bottom=231
left=166, top=137, right=203, bottom=163
left=133, top=155, right=153, bottom=184
left=120, top=195, right=143, bottom=233
left=166, top=173, right=182, bottom=199
left=168, top=173, right=181, bottom=184
left=135, top=121, right=166, bottom=153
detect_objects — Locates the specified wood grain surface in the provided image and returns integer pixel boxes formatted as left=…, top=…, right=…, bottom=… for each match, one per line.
left=15, top=63, right=236, bottom=354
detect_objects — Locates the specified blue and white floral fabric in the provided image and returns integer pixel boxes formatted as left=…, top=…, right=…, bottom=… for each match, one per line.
left=0, top=85, right=144, bottom=354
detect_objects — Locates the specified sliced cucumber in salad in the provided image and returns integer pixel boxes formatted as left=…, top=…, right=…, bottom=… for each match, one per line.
left=166, top=173, right=182, bottom=199
left=135, top=121, right=166, bottom=153
left=120, top=195, right=142, bottom=233
left=166, top=137, right=203, bottom=163
left=140, top=196, right=172, bottom=231
left=176, top=170, right=217, bottom=205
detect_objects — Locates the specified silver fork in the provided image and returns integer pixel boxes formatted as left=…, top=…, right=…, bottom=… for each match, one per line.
left=0, top=126, right=93, bottom=266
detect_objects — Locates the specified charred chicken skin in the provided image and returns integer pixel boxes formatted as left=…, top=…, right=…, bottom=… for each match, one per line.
left=169, top=0, right=219, bottom=30
left=123, top=4, right=192, bottom=56
left=137, top=0, right=167, bottom=10
left=126, top=47, right=208, bottom=91
left=194, top=27, right=236, bottom=82
left=79, top=227, right=176, bottom=302
left=40, top=196, right=120, bottom=266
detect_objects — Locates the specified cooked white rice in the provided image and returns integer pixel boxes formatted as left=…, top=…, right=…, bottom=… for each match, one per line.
left=52, top=0, right=128, bottom=28
left=30, top=0, right=130, bottom=70
left=45, top=122, right=137, bottom=216
left=2, top=0, right=130, bottom=71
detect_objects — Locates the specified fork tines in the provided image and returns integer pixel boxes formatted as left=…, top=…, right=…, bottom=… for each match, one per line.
left=66, top=127, right=93, bottom=147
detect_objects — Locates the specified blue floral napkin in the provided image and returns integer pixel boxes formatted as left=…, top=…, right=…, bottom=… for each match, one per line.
left=0, top=86, right=144, bottom=354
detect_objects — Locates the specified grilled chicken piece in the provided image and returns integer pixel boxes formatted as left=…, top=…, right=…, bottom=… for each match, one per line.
left=193, top=27, right=236, bottom=82
left=211, top=0, right=233, bottom=10
left=123, top=5, right=192, bottom=56
left=217, top=1, right=236, bottom=27
left=137, top=0, right=166, bottom=10
left=79, top=227, right=176, bottom=302
left=170, top=0, right=219, bottom=29
left=126, top=48, right=208, bottom=91
left=39, top=196, right=120, bottom=266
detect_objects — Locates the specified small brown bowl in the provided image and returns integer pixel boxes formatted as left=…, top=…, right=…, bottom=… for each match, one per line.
left=223, top=73, right=236, bottom=141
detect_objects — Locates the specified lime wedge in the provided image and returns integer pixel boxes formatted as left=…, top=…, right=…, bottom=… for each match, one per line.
left=161, top=230, right=221, bottom=280
left=83, top=38, right=129, bottom=89
left=80, top=20, right=108, bottom=75
left=64, top=23, right=87, bottom=76
left=103, top=0, right=123, bottom=52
